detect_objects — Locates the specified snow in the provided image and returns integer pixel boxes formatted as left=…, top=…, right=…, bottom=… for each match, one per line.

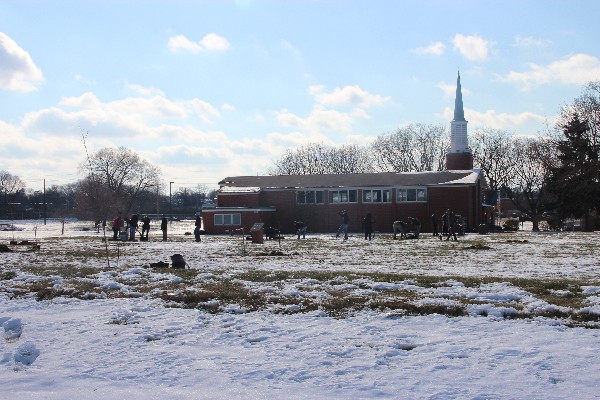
left=1, top=219, right=600, bottom=399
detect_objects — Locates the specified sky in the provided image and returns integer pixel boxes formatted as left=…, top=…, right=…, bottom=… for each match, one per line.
left=2, top=0, right=600, bottom=192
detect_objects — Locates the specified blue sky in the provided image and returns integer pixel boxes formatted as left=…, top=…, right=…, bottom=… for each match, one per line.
left=1, top=0, right=600, bottom=192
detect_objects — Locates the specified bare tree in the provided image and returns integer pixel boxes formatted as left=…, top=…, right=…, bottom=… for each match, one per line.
left=503, top=137, right=556, bottom=230
left=470, top=128, right=515, bottom=204
left=0, top=170, right=26, bottom=218
left=371, top=123, right=448, bottom=172
left=76, top=147, right=161, bottom=220
left=269, top=143, right=372, bottom=175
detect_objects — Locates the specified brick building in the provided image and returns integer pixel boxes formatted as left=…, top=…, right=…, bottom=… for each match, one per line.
left=203, top=72, right=484, bottom=235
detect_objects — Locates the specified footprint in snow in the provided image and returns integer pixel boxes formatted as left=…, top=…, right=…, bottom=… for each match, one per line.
left=3, top=318, right=23, bottom=342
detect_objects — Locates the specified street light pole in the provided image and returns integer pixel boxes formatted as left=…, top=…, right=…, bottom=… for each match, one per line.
left=169, top=181, right=174, bottom=221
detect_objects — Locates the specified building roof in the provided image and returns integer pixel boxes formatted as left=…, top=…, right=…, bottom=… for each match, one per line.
left=218, top=170, right=481, bottom=190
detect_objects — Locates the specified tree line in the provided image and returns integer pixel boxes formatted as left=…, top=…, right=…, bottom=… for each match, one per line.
left=2, top=82, right=599, bottom=230
left=0, top=147, right=216, bottom=222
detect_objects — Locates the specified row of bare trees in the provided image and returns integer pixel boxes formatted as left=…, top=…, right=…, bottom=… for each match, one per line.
left=2, top=147, right=215, bottom=223
left=269, top=123, right=449, bottom=175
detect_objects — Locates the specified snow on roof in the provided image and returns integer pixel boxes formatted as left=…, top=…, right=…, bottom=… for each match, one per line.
left=218, top=170, right=481, bottom=189
left=439, top=168, right=481, bottom=185
left=219, top=186, right=261, bottom=193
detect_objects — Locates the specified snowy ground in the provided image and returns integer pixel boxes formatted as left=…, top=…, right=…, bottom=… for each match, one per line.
left=1, top=219, right=600, bottom=399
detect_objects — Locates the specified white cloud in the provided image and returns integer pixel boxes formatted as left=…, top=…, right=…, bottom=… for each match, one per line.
left=276, top=106, right=354, bottom=133
left=0, top=32, right=44, bottom=92
left=3, top=85, right=370, bottom=188
left=270, top=85, right=390, bottom=136
left=442, top=106, right=547, bottom=130
left=126, top=82, right=165, bottom=97
left=168, top=35, right=199, bottom=53
left=200, top=33, right=230, bottom=51
left=514, top=35, right=552, bottom=48
left=413, top=42, right=445, bottom=56
left=501, top=53, right=600, bottom=91
left=168, top=33, right=230, bottom=53
left=189, top=99, right=222, bottom=123
left=309, top=85, right=390, bottom=108
left=453, top=34, right=492, bottom=61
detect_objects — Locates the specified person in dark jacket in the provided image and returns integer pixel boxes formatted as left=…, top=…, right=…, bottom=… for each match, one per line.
left=194, top=215, right=202, bottom=242
left=294, top=221, right=307, bottom=239
left=445, top=210, right=457, bottom=241
left=362, top=213, right=374, bottom=240
left=141, top=215, right=151, bottom=240
left=160, top=214, right=168, bottom=241
left=431, top=213, right=439, bottom=237
left=335, top=210, right=349, bottom=240
left=129, top=214, right=139, bottom=241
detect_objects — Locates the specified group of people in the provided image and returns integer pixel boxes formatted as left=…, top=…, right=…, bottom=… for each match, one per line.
left=340, top=210, right=376, bottom=241
left=107, top=210, right=461, bottom=242
left=293, top=211, right=374, bottom=241
left=431, top=209, right=461, bottom=241
left=110, top=213, right=169, bottom=241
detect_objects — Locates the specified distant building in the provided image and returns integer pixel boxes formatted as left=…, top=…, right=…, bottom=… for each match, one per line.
left=204, top=72, right=484, bottom=235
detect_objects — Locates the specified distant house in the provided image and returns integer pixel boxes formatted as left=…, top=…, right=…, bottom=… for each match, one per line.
left=204, top=72, right=485, bottom=235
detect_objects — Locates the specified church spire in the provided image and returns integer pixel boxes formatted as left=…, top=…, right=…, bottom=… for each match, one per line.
left=446, top=70, right=472, bottom=170
left=453, top=71, right=465, bottom=122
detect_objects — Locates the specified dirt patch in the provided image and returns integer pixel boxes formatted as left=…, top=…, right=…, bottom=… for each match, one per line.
left=464, top=243, right=492, bottom=250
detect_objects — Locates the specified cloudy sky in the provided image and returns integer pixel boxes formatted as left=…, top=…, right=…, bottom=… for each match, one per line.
left=1, top=0, right=599, bottom=192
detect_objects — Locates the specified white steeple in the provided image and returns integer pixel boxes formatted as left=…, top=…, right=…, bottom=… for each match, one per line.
left=449, top=71, right=470, bottom=154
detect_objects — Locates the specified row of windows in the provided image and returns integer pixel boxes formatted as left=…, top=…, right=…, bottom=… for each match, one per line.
left=214, top=213, right=241, bottom=226
left=213, top=188, right=426, bottom=226
left=296, top=188, right=426, bottom=205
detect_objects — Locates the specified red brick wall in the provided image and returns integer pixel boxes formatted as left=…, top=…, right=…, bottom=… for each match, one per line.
left=217, top=192, right=260, bottom=207
left=212, top=184, right=482, bottom=234
left=446, top=153, right=474, bottom=170
left=203, top=210, right=275, bottom=235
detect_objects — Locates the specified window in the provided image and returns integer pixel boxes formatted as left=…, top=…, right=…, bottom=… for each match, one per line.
left=329, top=189, right=357, bottom=204
left=296, top=190, right=324, bottom=205
left=362, top=189, right=392, bottom=203
left=214, top=213, right=241, bottom=226
left=397, top=188, right=427, bottom=202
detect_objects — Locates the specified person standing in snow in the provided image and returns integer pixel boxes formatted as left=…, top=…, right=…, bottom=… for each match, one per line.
left=141, top=215, right=151, bottom=240
left=362, top=213, right=374, bottom=241
left=194, top=214, right=202, bottom=242
left=111, top=212, right=122, bottom=240
left=335, top=210, right=349, bottom=240
left=431, top=213, right=439, bottom=237
left=160, top=214, right=168, bottom=241
left=129, top=214, right=139, bottom=241
left=445, top=210, right=457, bottom=241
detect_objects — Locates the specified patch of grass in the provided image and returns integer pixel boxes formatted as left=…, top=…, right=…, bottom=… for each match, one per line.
left=0, top=270, right=18, bottom=280
left=156, top=280, right=269, bottom=312
left=20, top=265, right=100, bottom=279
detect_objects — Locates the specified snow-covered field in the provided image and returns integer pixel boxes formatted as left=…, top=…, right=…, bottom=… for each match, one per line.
left=2, top=219, right=600, bottom=399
